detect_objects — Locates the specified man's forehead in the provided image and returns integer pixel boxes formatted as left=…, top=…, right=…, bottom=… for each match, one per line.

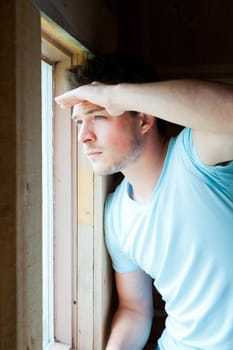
left=72, top=101, right=105, bottom=118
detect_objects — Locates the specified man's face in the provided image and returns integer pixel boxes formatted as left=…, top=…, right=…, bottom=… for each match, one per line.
left=72, top=101, right=146, bottom=175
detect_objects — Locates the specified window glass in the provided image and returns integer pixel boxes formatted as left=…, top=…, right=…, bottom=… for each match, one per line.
left=41, top=59, right=54, bottom=348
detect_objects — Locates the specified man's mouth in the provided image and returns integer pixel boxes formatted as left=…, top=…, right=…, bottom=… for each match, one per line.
left=87, top=151, right=102, bottom=158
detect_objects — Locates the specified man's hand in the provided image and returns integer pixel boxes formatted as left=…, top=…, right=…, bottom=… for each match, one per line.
left=55, top=82, right=125, bottom=116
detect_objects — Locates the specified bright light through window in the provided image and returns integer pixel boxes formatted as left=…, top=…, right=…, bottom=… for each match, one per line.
left=41, top=59, right=54, bottom=349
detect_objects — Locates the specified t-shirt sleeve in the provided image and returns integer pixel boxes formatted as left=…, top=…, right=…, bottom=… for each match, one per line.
left=104, top=193, right=140, bottom=273
left=180, top=128, right=233, bottom=192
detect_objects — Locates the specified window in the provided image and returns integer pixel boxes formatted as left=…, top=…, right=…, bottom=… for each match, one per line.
left=41, top=15, right=112, bottom=349
left=41, top=19, right=79, bottom=349
left=42, top=59, right=54, bottom=348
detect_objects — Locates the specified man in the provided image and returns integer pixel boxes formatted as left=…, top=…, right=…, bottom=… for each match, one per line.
left=55, top=54, right=233, bottom=350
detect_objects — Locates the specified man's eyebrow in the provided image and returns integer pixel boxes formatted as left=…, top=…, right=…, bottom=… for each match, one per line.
left=84, top=107, right=105, bottom=115
left=72, top=107, right=105, bottom=119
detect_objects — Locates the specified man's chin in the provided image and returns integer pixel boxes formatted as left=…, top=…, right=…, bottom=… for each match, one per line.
left=92, top=167, right=108, bottom=176
left=92, top=166, right=118, bottom=176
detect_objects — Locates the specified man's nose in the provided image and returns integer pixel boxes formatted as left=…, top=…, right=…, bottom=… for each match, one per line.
left=78, top=122, right=96, bottom=144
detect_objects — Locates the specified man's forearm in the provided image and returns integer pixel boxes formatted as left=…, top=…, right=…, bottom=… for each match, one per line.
left=106, top=307, right=153, bottom=350
left=112, top=80, right=233, bottom=134
left=55, top=78, right=233, bottom=134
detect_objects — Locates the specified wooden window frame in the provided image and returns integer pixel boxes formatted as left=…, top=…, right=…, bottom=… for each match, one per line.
left=42, top=30, right=77, bottom=350
left=41, top=14, right=112, bottom=350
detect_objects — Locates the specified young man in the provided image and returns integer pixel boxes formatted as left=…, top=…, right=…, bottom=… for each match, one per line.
left=56, top=54, right=233, bottom=350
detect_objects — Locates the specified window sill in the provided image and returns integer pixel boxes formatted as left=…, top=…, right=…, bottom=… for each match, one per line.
left=45, top=341, right=72, bottom=350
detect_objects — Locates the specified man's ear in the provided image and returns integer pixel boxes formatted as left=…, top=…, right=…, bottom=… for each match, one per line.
left=138, top=113, right=156, bottom=134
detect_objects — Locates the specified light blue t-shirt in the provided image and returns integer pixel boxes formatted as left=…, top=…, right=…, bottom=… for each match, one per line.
left=104, top=128, right=233, bottom=350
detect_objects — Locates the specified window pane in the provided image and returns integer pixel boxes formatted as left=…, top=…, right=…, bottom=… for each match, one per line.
left=41, top=60, right=54, bottom=348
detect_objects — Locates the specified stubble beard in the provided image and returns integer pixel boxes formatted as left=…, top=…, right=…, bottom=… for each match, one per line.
left=93, top=135, right=145, bottom=176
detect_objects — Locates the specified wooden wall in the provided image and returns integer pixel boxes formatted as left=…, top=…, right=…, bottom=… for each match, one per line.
left=0, top=1, right=42, bottom=349
left=30, top=0, right=118, bottom=52
left=0, top=2, right=17, bottom=348
left=30, top=0, right=233, bottom=68
left=108, top=0, right=233, bottom=66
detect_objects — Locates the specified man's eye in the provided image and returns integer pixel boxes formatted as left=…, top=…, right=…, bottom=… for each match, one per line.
left=95, top=115, right=106, bottom=120
left=76, top=120, right=83, bottom=127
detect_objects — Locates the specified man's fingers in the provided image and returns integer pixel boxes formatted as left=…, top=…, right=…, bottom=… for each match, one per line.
left=55, top=96, right=77, bottom=106
left=59, top=103, right=72, bottom=109
left=106, top=107, right=124, bottom=117
left=55, top=87, right=84, bottom=106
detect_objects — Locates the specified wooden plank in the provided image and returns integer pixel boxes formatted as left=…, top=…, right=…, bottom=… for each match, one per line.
left=93, top=175, right=113, bottom=349
left=0, top=2, right=17, bottom=349
left=41, top=15, right=90, bottom=61
left=53, top=58, right=73, bottom=344
left=15, top=0, right=42, bottom=349
left=77, top=146, right=94, bottom=349
left=76, top=146, right=113, bottom=350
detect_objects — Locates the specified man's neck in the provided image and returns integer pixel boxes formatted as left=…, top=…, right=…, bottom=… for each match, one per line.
left=123, top=135, right=169, bottom=204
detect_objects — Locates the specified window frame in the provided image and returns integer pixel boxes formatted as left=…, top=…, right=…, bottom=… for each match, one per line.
left=42, top=18, right=80, bottom=350
left=41, top=14, right=113, bottom=350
